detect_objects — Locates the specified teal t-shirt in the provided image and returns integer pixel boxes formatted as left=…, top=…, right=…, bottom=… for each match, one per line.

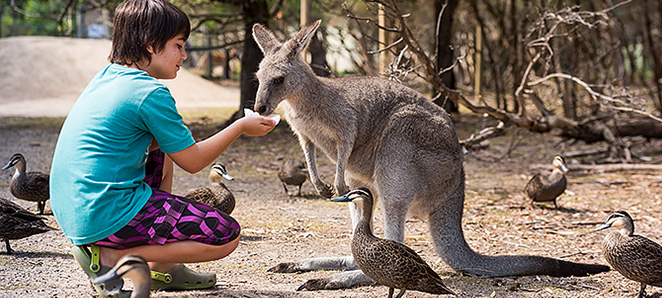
left=50, top=63, right=195, bottom=245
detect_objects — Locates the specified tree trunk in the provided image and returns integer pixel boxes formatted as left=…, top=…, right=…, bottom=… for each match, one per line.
left=308, top=30, right=330, bottom=77
left=236, top=0, right=269, bottom=121
left=432, top=0, right=458, bottom=113
left=302, top=3, right=329, bottom=77
left=643, top=0, right=662, bottom=111
left=0, top=3, right=4, bottom=38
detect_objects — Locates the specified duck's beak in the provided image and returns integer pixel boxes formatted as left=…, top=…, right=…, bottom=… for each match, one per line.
left=2, top=160, right=15, bottom=170
left=212, top=167, right=234, bottom=181
left=92, top=268, right=120, bottom=285
left=331, top=194, right=351, bottom=202
left=594, top=222, right=611, bottom=232
left=560, top=163, right=569, bottom=172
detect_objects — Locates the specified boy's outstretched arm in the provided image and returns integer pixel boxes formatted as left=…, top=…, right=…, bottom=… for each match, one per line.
left=169, top=115, right=276, bottom=173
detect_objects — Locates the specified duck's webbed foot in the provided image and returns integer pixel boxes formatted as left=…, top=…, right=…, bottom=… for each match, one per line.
left=637, top=283, right=647, bottom=298
left=296, top=270, right=375, bottom=291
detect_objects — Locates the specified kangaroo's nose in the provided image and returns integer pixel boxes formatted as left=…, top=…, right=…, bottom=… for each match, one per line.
left=257, top=105, right=267, bottom=115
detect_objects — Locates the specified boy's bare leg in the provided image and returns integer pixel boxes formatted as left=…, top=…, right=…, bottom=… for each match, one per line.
left=98, top=237, right=240, bottom=272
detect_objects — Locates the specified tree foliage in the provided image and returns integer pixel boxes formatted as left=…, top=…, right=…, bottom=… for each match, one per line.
left=3, top=0, right=662, bottom=163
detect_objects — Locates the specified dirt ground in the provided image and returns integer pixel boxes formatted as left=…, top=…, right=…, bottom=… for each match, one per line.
left=1, top=111, right=662, bottom=298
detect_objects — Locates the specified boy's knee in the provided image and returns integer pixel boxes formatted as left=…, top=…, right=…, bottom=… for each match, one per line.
left=209, top=237, right=240, bottom=260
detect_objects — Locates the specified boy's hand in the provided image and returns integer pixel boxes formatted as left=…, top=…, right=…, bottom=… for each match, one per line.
left=240, top=114, right=277, bottom=136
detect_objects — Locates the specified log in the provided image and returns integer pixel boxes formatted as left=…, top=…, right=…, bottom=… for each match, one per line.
left=531, top=163, right=662, bottom=172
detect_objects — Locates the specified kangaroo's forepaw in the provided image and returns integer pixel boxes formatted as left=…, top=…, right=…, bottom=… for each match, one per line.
left=267, top=262, right=303, bottom=273
left=318, top=183, right=334, bottom=198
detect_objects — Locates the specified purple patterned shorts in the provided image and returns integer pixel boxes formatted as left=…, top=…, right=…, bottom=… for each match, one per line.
left=91, top=149, right=240, bottom=249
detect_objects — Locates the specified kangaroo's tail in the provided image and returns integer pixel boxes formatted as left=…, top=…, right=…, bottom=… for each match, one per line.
left=428, top=185, right=609, bottom=277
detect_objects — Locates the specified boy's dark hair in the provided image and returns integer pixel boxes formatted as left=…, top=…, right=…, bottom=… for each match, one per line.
left=109, top=0, right=190, bottom=66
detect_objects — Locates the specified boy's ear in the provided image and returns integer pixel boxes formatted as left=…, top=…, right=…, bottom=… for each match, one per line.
left=283, top=20, right=321, bottom=59
left=252, top=23, right=281, bottom=55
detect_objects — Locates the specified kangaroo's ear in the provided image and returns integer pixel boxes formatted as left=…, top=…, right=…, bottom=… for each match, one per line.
left=283, top=19, right=321, bottom=59
left=252, top=23, right=281, bottom=55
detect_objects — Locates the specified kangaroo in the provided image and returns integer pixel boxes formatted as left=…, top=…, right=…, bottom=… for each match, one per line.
left=252, top=21, right=609, bottom=290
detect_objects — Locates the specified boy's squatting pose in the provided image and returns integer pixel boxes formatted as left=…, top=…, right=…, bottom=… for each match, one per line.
left=49, top=0, right=276, bottom=296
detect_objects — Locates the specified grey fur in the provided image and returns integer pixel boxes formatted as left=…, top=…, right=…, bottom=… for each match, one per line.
left=252, top=21, right=609, bottom=289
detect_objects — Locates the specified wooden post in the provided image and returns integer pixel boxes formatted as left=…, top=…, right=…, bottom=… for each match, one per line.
left=474, top=25, right=483, bottom=103
left=378, top=4, right=389, bottom=77
left=300, top=0, right=310, bottom=26
left=300, top=0, right=310, bottom=62
left=205, top=29, right=213, bottom=78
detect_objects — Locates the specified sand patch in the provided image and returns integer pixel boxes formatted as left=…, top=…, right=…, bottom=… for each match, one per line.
left=0, top=36, right=239, bottom=117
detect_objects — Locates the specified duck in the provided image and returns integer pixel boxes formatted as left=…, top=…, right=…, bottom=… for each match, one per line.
left=184, top=162, right=235, bottom=214
left=278, top=158, right=308, bottom=196
left=0, top=196, right=55, bottom=254
left=3, top=153, right=50, bottom=215
left=93, top=254, right=152, bottom=298
left=595, top=211, right=662, bottom=298
left=524, top=154, right=568, bottom=208
left=332, top=188, right=455, bottom=298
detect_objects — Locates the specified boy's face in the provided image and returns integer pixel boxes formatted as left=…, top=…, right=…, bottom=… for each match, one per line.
left=145, top=33, right=187, bottom=80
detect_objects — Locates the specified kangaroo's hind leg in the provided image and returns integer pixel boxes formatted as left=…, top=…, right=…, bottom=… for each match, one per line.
left=267, top=177, right=370, bottom=274
left=295, top=113, right=425, bottom=291
left=296, top=166, right=415, bottom=291
left=270, top=178, right=378, bottom=290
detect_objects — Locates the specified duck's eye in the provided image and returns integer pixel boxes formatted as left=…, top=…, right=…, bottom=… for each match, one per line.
left=273, top=76, right=284, bottom=85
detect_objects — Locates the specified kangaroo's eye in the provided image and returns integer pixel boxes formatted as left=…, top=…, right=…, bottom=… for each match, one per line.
left=272, top=76, right=284, bottom=85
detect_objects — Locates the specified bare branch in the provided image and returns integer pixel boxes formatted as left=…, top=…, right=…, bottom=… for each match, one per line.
left=460, top=121, right=506, bottom=149
left=366, top=37, right=403, bottom=55
left=347, top=0, right=661, bottom=159
left=527, top=73, right=662, bottom=123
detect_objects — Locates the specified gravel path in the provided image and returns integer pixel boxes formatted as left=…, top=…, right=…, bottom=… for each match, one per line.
left=3, top=115, right=662, bottom=297
left=0, top=36, right=239, bottom=117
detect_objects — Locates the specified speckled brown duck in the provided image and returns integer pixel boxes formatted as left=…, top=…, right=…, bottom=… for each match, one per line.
left=0, top=196, right=55, bottom=254
left=525, top=155, right=568, bottom=208
left=93, top=255, right=152, bottom=298
left=332, top=188, right=455, bottom=298
left=596, top=211, right=662, bottom=298
left=185, top=162, right=235, bottom=214
left=278, top=158, right=308, bottom=196
left=3, top=153, right=50, bottom=215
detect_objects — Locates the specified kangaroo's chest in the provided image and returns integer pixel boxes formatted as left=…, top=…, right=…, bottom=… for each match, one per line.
left=282, top=105, right=341, bottom=159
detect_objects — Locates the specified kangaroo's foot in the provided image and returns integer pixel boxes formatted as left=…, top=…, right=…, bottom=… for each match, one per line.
left=318, top=183, right=334, bottom=198
left=268, top=256, right=358, bottom=273
left=296, top=269, right=375, bottom=291
left=267, top=262, right=303, bottom=273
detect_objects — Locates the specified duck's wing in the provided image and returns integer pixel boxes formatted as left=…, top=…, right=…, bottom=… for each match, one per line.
left=0, top=198, right=53, bottom=238
left=628, top=236, right=662, bottom=284
left=384, top=240, right=443, bottom=279
left=26, top=172, right=50, bottom=198
left=212, top=184, right=235, bottom=214
left=524, top=173, right=544, bottom=196
left=0, top=198, right=44, bottom=221
left=370, top=239, right=453, bottom=294
left=184, top=188, right=215, bottom=205
left=606, top=235, right=662, bottom=285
